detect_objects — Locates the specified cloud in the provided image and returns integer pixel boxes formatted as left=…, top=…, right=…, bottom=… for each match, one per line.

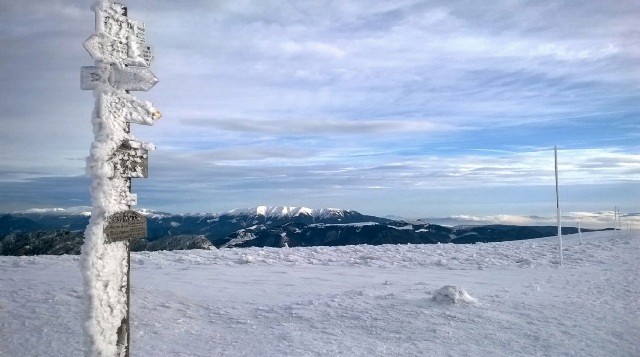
left=141, top=147, right=639, bottom=202
left=427, top=211, right=640, bottom=230
left=0, top=0, right=638, bottom=217
left=182, top=116, right=457, bottom=135
left=0, top=175, right=91, bottom=212
left=279, top=41, right=346, bottom=59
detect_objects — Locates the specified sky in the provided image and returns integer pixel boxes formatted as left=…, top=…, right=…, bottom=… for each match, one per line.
left=0, top=0, right=638, bottom=225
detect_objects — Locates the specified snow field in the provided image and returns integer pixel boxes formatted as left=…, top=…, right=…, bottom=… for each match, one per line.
left=1, top=231, right=638, bottom=356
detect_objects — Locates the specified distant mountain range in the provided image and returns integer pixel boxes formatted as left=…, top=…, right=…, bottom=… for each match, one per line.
left=0, top=206, right=606, bottom=256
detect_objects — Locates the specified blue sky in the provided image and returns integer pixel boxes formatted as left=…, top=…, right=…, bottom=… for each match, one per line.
left=0, top=0, right=638, bottom=224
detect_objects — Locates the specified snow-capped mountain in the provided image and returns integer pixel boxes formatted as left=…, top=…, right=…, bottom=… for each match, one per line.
left=1, top=206, right=390, bottom=249
left=228, top=206, right=347, bottom=219
left=0, top=206, right=606, bottom=255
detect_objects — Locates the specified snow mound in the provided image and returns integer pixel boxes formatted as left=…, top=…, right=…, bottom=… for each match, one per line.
left=432, top=285, right=478, bottom=304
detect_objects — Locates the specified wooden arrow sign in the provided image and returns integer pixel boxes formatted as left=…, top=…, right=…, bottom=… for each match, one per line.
left=111, top=66, right=158, bottom=91
left=100, top=91, right=162, bottom=126
left=83, top=34, right=153, bottom=67
left=87, top=1, right=153, bottom=66
left=81, top=65, right=158, bottom=91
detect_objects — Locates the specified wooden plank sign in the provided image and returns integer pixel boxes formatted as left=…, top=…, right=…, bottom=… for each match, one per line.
left=99, top=91, right=162, bottom=126
left=83, top=34, right=153, bottom=67
left=111, top=141, right=149, bottom=178
left=89, top=1, right=154, bottom=67
left=105, top=210, right=147, bottom=242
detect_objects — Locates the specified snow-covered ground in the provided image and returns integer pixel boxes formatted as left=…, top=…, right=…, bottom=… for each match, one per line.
left=1, top=231, right=638, bottom=356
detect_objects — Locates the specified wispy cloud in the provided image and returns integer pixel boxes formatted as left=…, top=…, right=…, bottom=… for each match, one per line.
left=182, top=117, right=458, bottom=135
left=428, top=211, right=640, bottom=230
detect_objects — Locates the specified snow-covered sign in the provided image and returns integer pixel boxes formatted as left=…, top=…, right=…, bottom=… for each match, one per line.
left=105, top=210, right=147, bottom=242
left=81, top=65, right=158, bottom=91
left=83, top=34, right=153, bottom=67
left=84, top=1, right=153, bottom=66
left=101, top=91, right=162, bottom=126
left=111, top=141, right=149, bottom=178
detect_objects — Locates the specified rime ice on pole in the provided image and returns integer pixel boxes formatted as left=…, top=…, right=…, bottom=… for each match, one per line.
left=80, top=1, right=160, bottom=355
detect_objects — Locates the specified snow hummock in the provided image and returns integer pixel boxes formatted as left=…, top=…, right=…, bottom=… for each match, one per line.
left=1, top=231, right=639, bottom=356
left=432, top=285, right=478, bottom=304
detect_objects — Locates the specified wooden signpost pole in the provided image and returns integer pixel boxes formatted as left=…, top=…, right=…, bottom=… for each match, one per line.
left=81, top=1, right=160, bottom=355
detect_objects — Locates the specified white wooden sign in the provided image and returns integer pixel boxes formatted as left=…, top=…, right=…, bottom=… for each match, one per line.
left=83, top=34, right=153, bottom=67
left=87, top=2, right=153, bottom=66
left=81, top=65, right=158, bottom=91
left=111, top=140, right=149, bottom=178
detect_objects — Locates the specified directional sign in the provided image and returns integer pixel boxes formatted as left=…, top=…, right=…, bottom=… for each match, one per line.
left=105, top=210, right=147, bottom=242
left=83, top=34, right=152, bottom=67
left=111, top=66, right=158, bottom=91
left=81, top=65, right=158, bottom=91
left=98, top=10, right=144, bottom=40
left=100, top=91, right=162, bottom=125
left=80, top=64, right=109, bottom=90
left=86, top=2, right=153, bottom=67
left=111, top=140, right=149, bottom=178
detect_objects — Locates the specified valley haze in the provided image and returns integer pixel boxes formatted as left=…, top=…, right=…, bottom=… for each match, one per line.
left=8, top=205, right=638, bottom=230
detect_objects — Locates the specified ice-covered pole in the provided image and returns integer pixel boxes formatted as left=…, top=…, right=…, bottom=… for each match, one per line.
left=80, top=1, right=160, bottom=355
left=618, top=207, right=622, bottom=231
left=555, top=146, right=563, bottom=267
left=578, top=221, right=583, bottom=245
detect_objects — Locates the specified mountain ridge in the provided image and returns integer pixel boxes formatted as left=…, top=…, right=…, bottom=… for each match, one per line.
left=0, top=206, right=610, bottom=256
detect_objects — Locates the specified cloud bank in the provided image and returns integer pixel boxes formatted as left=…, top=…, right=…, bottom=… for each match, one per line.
left=0, top=0, right=637, bottom=217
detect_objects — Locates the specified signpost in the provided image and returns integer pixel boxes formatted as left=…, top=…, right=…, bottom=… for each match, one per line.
left=81, top=1, right=160, bottom=355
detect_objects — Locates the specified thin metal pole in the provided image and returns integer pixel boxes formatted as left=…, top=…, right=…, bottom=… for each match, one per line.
left=618, top=207, right=622, bottom=231
left=578, top=221, right=582, bottom=245
left=555, top=146, right=563, bottom=266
